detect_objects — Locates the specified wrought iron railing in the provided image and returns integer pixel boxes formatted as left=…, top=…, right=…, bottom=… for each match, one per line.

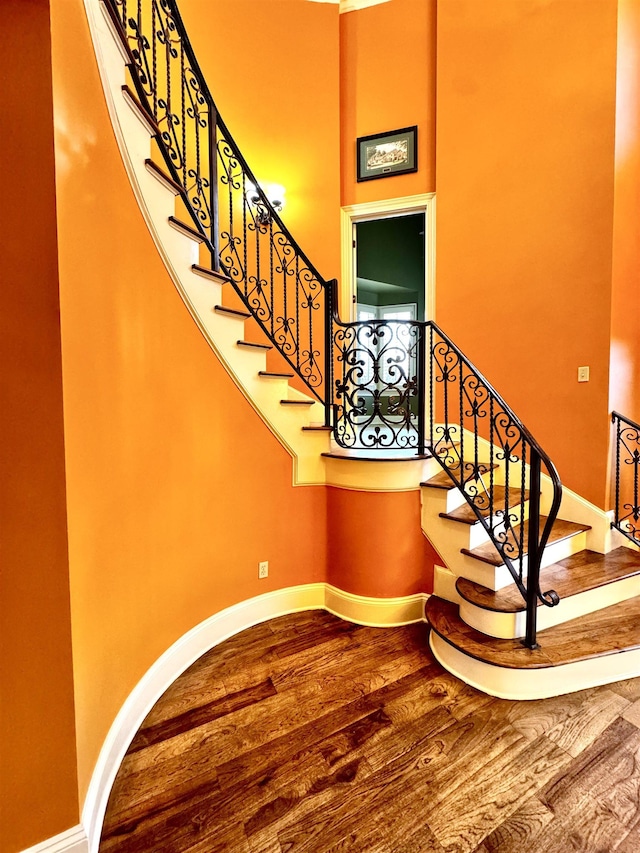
left=102, top=0, right=562, bottom=647
left=612, top=411, right=640, bottom=547
left=329, top=308, right=562, bottom=647
left=105, top=0, right=330, bottom=404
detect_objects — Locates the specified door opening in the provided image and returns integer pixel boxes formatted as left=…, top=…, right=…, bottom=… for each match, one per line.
left=354, top=213, right=426, bottom=323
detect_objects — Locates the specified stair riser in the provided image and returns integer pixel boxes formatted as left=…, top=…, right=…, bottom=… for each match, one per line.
left=467, top=502, right=530, bottom=550
left=459, top=569, right=640, bottom=639
left=459, top=529, right=589, bottom=592
left=430, top=631, right=640, bottom=700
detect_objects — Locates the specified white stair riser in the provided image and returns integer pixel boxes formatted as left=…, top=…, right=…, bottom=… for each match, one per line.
left=460, top=570, right=640, bottom=639
left=458, top=529, right=589, bottom=593
left=430, top=631, right=640, bottom=700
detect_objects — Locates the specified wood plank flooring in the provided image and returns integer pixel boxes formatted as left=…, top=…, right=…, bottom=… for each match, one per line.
left=100, top=611, right=640, bottom=853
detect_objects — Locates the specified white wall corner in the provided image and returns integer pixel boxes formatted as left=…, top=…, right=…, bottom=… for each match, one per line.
left=19, top=826, right=88, bottom=853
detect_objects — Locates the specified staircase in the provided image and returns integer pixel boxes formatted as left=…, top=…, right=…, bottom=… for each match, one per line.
left=420, top=450, right=640, bottom=699
left=86, top=0, right=640, bottom=701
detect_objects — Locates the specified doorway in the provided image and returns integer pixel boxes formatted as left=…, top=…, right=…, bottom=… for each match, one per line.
left=339, top=193, right=435, bottom=323
left=355, top=213, right=425, bottom=323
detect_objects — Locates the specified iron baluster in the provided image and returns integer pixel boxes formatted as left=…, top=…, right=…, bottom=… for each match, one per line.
left=611, top=411, right=640, bottom=546
left=417, top=325, right=426, bottom=455
left=524, top=449, right=542, bottom=649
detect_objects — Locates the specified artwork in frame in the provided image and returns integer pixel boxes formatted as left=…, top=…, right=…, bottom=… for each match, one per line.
left=357, top=126, right=418, bottom=182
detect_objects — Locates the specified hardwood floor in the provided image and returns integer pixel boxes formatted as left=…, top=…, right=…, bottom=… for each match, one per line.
left=100, top=611, right=640, bottom=853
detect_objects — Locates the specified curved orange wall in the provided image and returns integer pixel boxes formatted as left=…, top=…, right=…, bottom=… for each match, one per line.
left=50, top=0, right=333, bottom=801
left=340, top=0, right=437, bottom=206
left=0, top=2, right=79, bottom=851
left=435, top=0, right=618, bottom=507
left=610, top=0, right=640, bottom=427
left=327, top=487, right=437, bottom=597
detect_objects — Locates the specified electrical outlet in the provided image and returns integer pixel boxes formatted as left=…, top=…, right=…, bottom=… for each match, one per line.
left=578, top=366, right=590, bottom=383
left=258, top=561, right=269, bottom=579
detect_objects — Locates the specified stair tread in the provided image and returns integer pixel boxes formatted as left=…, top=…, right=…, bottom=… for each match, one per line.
left=457, top=547, right=640, bottom=613
left=426, top=592, right=640, bottom=669
left=461, top=516, right=591, bottom=567
left=280, top=399, right=314, bottom=406
left=168, top=215, right=205, bottom=243
left=259, top=371, right=294, bottom=379
left=145, top=158, right=183, bottom=195
left=439, top=486, right=529, bottom=525
left=421, top=461, right=498, bottom=490
left=321, top=451, right=430, bottom=461
left=214, top=305, right=251, bottom=319
left=191, top=264, right=230, bottom=284
left=302, top=425, right=333, bottom=432
left=237, top=340, right=272, bottom=351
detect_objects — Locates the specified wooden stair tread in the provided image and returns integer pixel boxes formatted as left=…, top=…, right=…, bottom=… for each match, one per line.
left=258, top=371, right=294, bottom=379
left=168, top=215, right=205, bottom=243
left=439, top=486, right=529, bottom=525
left=302, top=425, right=333, bottom=432
left=457, top=547, right=640, bottom=613
left=191, top=264, right=230, bottom=285
left=237, top=340, right=272, bottom=351
left=214, top=305, right=251, bottom=319
left=144, top=158, right=182, bottom=195
left=280, top=399, right=314, bottom=406
left=421, top=461, right=497, bottom=490
left=461, top=517, right=591, bottom=567
left=121, top=84, right=159, bottom=136
left=321, top=451, right=430, bottom=461
left=427, top=593, right=640, bottom=669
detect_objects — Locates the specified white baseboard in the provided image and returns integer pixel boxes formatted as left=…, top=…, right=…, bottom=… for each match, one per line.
left=325, top=584, right=427, bottom=626
left=81, top=582, right=428, bottom=853
left=20, top=826, right=88, bottom=853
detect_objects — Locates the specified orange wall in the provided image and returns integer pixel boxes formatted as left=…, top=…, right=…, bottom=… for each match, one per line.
left=340, top=0, right=437, bottom=206
left=0, top=2, right=79, bottom=851
left=181, top=0, right=342, bottom=284
left=610, top=0, right=640, bottom=426
left=436, top=0, right=618, bottom=507
left=327, top=488, right=437, bottom=597
left=50, top=0, right=329, bottom=801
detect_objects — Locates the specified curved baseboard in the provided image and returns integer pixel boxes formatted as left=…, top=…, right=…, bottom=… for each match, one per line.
left=19, top=826, right=88, bottom=853
left=81, top=583, right=427, bottom=853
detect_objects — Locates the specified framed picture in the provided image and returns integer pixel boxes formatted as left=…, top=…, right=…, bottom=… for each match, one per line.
left=356, top=126, right=418, bottom=182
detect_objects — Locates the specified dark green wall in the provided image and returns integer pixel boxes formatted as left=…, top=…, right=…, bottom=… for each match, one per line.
left=356, top=213, right=425, bottom=319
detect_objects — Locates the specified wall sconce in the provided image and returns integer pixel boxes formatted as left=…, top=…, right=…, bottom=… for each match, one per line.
left=246, top=181, right=286, bottom=226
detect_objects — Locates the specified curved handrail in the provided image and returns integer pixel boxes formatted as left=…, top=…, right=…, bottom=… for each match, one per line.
left=329, top=304, right=563, bottom=637
left=105, top=0, right=330, bottom=402
left=103, top=0, right=563, bottom=646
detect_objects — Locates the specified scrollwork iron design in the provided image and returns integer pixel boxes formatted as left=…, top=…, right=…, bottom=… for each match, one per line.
left=612, top=411, right=640, bottom=547
left=332, top=319, right=423, bottom=450
left=104, top=0, right=330, bottom=401
left=104, top=0, right=564, bottom=648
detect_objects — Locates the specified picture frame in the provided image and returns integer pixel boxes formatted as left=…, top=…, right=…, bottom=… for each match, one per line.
left=356, top=125, right=418, bottom=182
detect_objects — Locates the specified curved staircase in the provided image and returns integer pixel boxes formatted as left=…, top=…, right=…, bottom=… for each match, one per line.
left=421, top=454, right=640, bottom=699
left=85, top=0, right=640, bottom=703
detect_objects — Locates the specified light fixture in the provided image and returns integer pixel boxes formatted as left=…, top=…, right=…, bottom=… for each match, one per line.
left=245, top=181, right=286, bottom=226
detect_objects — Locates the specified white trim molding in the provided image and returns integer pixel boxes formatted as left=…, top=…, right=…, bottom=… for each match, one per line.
left=81, top=583, right=428, bottom=853
left=340, top=194, right=436, bottom=323
left=306, top=0, right=392, bottom=10
left=19, top=826, right=88, bottom=853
